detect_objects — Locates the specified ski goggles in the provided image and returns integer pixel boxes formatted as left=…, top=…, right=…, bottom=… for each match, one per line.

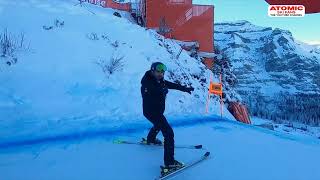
left=155, top=63, right=167, bottom=73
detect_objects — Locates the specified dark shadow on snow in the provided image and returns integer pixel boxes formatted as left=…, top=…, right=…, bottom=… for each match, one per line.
left=0, top=115, right=228, bottom=150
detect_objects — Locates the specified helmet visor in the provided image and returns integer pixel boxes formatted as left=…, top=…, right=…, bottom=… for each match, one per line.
left=155, top=63, right=167, bottom=73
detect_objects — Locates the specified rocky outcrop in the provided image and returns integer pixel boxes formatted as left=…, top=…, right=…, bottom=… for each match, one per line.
left=214, top=20, right=320, bottom=125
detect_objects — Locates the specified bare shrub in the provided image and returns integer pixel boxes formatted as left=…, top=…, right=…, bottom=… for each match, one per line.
left=111, top=40, right=119, bottom=48
left=43, top=26, right=53, bottom=30
left=54, top=19, right=65, bottom=28
left=0, top=29, right=30, bottom=58
left=159, top=16, right=170, bottom=35
left=95, top=53, right=125, bottom=78
left=101, top=34, right=111, bottom=42
left=86, top=32, right=99, bottom=40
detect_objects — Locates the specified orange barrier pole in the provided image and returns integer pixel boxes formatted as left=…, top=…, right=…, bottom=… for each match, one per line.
left=219, top=73, right=223, bottom=118
left=205, top=92, right=210, bottom=114
left=205, top=73, right=213, bottom=114
left=220, top=97, right=222, bottom=118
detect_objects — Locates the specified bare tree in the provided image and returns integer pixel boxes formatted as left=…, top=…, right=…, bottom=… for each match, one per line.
left=158, top=16, right=171, bottom=35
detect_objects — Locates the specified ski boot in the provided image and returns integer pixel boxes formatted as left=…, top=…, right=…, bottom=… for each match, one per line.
left=141, top=138, right=162, bottom=145
left=160, top=160, right=185, bottom=177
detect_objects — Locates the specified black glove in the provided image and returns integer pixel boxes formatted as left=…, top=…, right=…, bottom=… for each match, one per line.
left=162, top=87, right=168, bottom=95
left=184, top=86, right=194, bottom=94
left=161, top=82, right=168, bottom=95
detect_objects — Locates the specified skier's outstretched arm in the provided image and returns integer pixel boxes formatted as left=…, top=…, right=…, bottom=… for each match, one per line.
left=164, top=80, right=194, bottom=94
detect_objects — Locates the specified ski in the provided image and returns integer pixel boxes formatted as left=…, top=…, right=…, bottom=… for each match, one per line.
left=113, top=138, right=203, bottom=150
left=156, top=151, right=211, bottom=180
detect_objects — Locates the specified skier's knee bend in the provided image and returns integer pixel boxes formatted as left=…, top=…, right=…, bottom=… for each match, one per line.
left=144, top=112, right=161, bottom=122
left=143, top=111, right=152, bottom=119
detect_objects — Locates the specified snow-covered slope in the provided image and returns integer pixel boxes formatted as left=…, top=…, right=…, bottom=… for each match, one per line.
left=0, top=0, right=237, bottom=143
left=1, top=118, right=320, bottom=180
left=214, top=20, right=320, bottom=124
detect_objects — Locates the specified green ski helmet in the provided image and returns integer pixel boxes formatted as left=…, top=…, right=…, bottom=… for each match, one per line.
left=151, top=62, right=167, bottom=73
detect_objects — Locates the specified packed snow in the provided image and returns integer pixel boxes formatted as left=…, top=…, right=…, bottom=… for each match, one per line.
left=1, top=117, right=320, bottom=180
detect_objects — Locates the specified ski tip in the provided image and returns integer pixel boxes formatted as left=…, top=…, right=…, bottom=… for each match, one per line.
left=204, top=151, right=210, bottom=157
left=194, top=145, right=203, bottom=149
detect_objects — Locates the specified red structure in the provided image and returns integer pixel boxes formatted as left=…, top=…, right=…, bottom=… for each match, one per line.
left=85, top=0, right=131, bottom=11
left=86, top=0, right=215, bottom=69
left=265, top=0, right=320, bottom=14
left=141, top=0, right=214, bottom=69
left=105, top=0, right=131, bottom=11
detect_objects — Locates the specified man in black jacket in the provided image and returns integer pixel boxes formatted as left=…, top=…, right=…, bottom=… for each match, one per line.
left=141, top=62, right=194, bottom=169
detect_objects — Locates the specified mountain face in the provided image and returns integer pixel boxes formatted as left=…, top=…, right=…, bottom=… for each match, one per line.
left=214, top=20, right=320, bottom=125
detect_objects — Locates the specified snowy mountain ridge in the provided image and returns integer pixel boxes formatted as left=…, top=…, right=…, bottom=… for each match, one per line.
left=214, top=20, right=320, bottom=125
left=215, top=20, right=320, bottom=94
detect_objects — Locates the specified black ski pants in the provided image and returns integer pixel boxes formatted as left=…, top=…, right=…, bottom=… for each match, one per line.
left=144, top=113, right=174, bottom=166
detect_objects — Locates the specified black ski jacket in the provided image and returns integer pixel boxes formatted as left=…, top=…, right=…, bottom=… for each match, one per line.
left=141, top=70, right=187, bottom=117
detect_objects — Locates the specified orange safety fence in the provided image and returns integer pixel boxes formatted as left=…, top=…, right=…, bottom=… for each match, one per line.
left=228, top=102, right=251, bottom=124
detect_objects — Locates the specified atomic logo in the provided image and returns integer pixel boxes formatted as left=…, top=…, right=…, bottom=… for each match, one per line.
left=268, top=5, right=305, bottom=17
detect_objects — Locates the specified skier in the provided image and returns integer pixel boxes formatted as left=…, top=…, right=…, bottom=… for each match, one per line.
left=141, top=62, right=194, bottom=174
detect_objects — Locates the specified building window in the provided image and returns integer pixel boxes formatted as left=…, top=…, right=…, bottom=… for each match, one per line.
left=185, top=7, right=193, bottom=20
left=192, top=6, right=210, bottom=16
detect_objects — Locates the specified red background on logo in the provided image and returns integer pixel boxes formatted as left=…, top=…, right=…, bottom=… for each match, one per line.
left=265, top=0, right=320, bottom=13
